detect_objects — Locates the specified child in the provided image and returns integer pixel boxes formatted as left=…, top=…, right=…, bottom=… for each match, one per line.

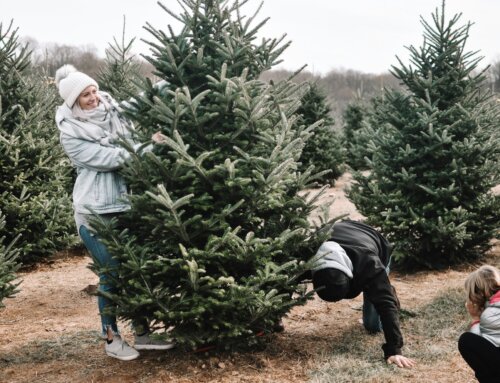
left=458, top=265, right=500, bottom=383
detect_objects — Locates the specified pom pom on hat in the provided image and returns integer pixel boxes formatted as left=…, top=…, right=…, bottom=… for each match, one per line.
left=54, top=64, right=77, bottom=86
left=55, top=64, right=98, bottom=107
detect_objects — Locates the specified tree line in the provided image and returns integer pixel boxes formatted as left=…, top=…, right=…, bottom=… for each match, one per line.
left=24, top=35, right=500, bottom=124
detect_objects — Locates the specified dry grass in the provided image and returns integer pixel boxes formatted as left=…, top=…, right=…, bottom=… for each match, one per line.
left=0, top=174, right=497, bottom=382
left=2, top=253, right=493, bottom=383
left=308, top=287, right=468, bottom=382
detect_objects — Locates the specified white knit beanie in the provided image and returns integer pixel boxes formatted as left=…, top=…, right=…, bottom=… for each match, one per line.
left=55, top=64, right=98, bottom=107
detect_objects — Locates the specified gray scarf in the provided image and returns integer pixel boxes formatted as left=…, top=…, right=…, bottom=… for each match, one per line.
left=56, top=92, right=132, bottom=147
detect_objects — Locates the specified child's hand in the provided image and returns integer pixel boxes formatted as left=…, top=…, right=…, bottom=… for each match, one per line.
left=465, top=300, right=482, bottom=320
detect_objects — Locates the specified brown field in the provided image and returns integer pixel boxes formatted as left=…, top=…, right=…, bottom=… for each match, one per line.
left=0, top=173, right=496, bottom=383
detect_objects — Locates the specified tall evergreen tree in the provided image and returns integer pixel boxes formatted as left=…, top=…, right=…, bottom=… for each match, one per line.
left=94, top=0, right=329, bottom=349
left=349, top=3, right=500, bottom=268
left=0, top=211, right=20, bottom=307
left=97, top=17, right=143, bottom=101
left=0, top=22, right=76, bottom=263
left=297, top=82, right=345, bottom=184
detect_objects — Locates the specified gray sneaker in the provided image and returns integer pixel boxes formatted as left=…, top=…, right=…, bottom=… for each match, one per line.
left=105, top=336, right=140, bottom=361
left=134, top=333, right=175, bottom=350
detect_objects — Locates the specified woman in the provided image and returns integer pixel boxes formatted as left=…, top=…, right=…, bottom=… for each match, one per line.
left=55, top=65, right=171, bottom=361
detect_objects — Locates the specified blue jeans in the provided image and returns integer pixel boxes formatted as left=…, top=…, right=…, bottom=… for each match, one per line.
left=79, top=225, right=120, bottom=335
left=362, top=258, right=391, bottom=333
left=79, top=225, right=148, bottom=336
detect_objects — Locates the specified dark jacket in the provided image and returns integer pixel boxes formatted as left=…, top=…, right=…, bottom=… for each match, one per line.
left=327, top=220, right=402, bottom=358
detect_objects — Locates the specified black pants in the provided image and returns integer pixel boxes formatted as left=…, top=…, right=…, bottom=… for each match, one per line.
left=458, top=332, right=500, bottom=383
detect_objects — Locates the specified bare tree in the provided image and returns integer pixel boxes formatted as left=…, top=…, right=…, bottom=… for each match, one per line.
left=24, top=38, right=104, bottom=78
left=486, top=59, right=500, bottom=93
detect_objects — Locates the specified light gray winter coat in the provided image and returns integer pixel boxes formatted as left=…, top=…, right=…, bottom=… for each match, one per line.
left=470, top=291, right=500, bottom=347
left=55, top=96, right=149, bottom=215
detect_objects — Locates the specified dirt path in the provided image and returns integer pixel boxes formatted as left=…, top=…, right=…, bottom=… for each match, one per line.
left=0, top=173, right=494, bottom=383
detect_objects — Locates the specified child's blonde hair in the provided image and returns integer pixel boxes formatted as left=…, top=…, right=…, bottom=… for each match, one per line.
left=465, top=265, right=500, bottom=307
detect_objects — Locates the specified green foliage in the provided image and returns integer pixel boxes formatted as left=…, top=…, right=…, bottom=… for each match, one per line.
left=342, top=101, right=374, bottom=170
left=0, top=23, right=31, bottom=133
left=97, top=17, right=143, bottom=101
left=0, top=22, right=76, bottom=263
left=94, top=0, right=330, bottom=349
left=348, top=4, right=500, bottom=268
left=297, top=82, right=345, bottom=184
left=0, top=211, right=20, bottom=307
left=343, top=96, right=404, bottom=171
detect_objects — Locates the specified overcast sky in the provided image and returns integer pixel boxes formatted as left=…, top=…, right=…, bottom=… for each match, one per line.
left=2, top=0, right=499, bottom=75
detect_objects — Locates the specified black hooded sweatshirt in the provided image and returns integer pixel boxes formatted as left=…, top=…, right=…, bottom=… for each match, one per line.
left=327, top=220, right=403, bottom=358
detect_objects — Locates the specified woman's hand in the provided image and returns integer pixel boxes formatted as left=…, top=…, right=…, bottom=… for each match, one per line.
left=387, top=354, right=416, bottom=368
left=152, top=131, right=168, bottom=144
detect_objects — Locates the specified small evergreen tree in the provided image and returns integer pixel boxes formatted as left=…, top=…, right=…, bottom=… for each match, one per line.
left=342, top=102, right=372, bottom=170
left=95, top=0, right=329, bottom=349
left=343, top=96, right=402, bottom=171
left=349, top=3, right=500, bottom=268
left=97, top=17, right=143, bottom=101
left=342, top=103, right=364, bottom=146
left=0, top=22, right=76, bottom=263
left=297, top=82, right=345, bottom=184
left=0, top=211, right=20, bottom=307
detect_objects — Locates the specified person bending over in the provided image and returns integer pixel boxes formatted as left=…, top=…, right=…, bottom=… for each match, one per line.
left=310, top=220, right=415, bottom=368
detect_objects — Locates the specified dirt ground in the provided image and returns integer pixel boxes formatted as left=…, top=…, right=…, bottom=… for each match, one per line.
left=0, top=174, right=496, bottom=383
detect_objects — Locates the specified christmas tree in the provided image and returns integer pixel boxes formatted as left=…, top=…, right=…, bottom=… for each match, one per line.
left=97, top=17, right=143, bottom=101
left=349, top=3, right=500, bottom=268
left=297, top=82, right=345, bottom=184
left=342, top=101, right=372, bottom=171
left=0, top=22, right=76, bottom=263
left=0, top=211, right=20, bottom=307
left=94, top=0, right=329, bottom=349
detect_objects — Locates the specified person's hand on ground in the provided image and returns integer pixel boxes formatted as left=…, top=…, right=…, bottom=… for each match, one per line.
left=387, top=354, right=416, bottom=368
